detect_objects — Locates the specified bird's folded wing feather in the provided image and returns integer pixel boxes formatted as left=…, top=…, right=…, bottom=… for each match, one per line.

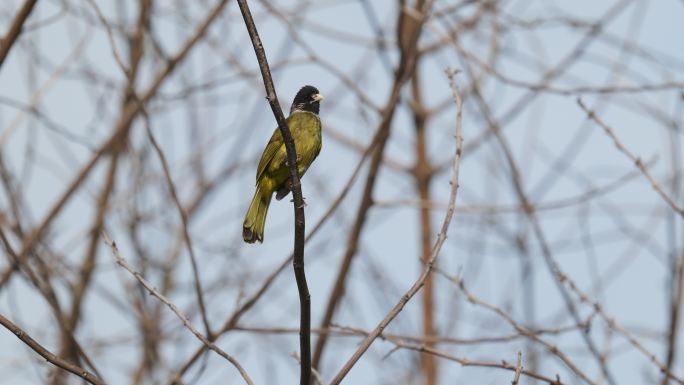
left=255, top=127, right=284, bottom=183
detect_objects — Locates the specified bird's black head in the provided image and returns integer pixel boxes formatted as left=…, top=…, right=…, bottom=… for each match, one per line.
left=290, top=85, right=323, bottom=115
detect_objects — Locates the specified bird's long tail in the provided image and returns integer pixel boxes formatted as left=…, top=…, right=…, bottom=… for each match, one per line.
left=243, top=183, right=272, bottom=243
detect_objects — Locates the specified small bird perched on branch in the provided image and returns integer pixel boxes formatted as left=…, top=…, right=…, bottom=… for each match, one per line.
left=243, top=85, right=324, bottom=243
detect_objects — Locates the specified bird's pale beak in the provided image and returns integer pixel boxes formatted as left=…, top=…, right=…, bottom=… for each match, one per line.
left=312, top=93, right=324, bottom=102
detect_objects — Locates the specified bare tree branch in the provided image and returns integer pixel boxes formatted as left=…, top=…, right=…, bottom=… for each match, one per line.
left=103, top=232, right=254, bottom=385
left=0, top=313, right=105, bottom=385
left=328, top=68, right=463, bottom=385
left=236, top=1, right=311, bottom=384
left=578, top=98, right=684, bottom=217
left=0, top=0, right=39, bottom=69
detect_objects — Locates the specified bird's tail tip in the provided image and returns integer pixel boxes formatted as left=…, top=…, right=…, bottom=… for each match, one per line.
left=242, top=226, right=263, bottom=244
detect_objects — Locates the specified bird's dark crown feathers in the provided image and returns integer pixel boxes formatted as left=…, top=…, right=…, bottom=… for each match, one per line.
left=290, top=85, right=321, bottom=115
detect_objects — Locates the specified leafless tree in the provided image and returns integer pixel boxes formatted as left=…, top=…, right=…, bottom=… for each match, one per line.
left=1, top=1, right=683, bottom=385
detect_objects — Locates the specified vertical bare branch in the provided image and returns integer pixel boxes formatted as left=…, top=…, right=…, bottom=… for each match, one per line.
left=312, top=0, right=433, bottom=373
left=329, top=69, right=463, bottom=385
left=410, top=55, right=438, bottom=385
left=235, top=1, right=310, bottom=383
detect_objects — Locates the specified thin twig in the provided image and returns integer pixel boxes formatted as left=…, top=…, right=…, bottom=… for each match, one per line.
left=102, top=232, right=254, bottom=385
left=0, top=313, right=105, bottom=385
left=512, top=351, right=523, bottom=385
left=578, top=98, right=684, bottom=217
left=0, top=0, right=39, bottom=69
left=144, top=116, right=213, bottom=337
left=312, top=0, right=433, bottom=370
left=231, top=317, right=593, bottom=345
left=457, top=44, right=616, bottom=383
left=560, top=270, right=684, bottom=384
left=454, top=276, right=597, bottom=385
left=328, top=69, right=464, bottom=385
left=371, top=332, right=562, bottom=385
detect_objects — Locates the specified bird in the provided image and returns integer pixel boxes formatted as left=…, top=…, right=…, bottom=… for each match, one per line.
left=243, top=85, right=323, bottom=244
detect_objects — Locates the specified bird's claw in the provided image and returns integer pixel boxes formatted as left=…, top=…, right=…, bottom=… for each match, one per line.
left=291, top=196, right=307, bottom=208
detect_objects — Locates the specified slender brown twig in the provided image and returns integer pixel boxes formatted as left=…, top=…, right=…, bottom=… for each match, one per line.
left=0, top=313, right=105, bottom=385
left=410, top=51, right=438, bottom=385
left=512, top=351, right=523, bottom=385
left=143, top=116, right=213, bottom=337
left=559, top=269, right=684, bottom=384
left=453, top=276, right=597, bottom=385
left=312, top=0, right=433, bottom=371
left=364, top=332, right=561, bottom=385
left=578, top=98, right=684, bottom=217
left=103, top=232, right=255, bottom=385
left=0, top=0, right=39, bottom=69
left=328, top=68, right=463, bottom=385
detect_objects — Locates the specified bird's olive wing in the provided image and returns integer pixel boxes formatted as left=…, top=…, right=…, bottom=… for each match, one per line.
left=255, top=127, right=284, bottom=183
